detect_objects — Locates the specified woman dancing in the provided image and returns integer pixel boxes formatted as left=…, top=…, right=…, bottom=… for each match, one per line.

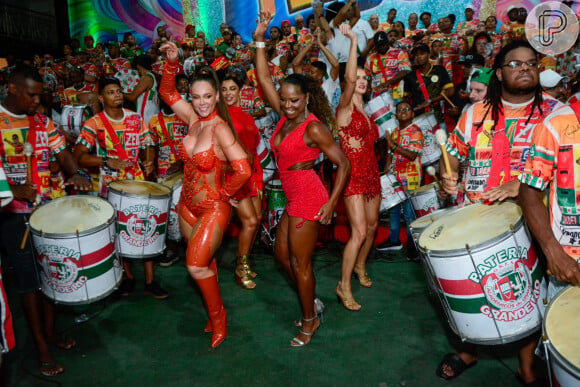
left=255, top=12, right=351, bottom=347
left=221, top=73, right=263, bottom=289
left=159, top=42, right=251, bottom=348
left=335, top=25, right=381, bottom=311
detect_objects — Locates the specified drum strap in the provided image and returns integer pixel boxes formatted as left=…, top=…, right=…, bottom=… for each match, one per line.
left=158, top=112, right=179, bottom=158
left=376, top=56, right=390, bottom=89
left=26, top=114, right=43, bottom=195
left=486, top=108, right=512, bottom=190
left=98, top=112, right=129, bottom=160
left=415, top=69, right=431, bottom=112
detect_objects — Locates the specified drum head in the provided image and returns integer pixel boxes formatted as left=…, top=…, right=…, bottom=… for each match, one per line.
left=30, top=196, right=114, bottom=235
left=545, top=286, right=580, bottom=370
left=410, top=207, right=458, bottom=230
left=160, top=173, right=183, bottom=189
left=412, top=182, right=439, bottom=194
left=418, top=201, right=522, bottom=252
left=109, top=180, right=171, bottom=197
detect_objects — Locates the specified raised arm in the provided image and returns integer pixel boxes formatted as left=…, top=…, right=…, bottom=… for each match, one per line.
left=333, top=0, right=355, bottom=27
left=305, top=121, right=351, bottom=224
left=337, top=24, right=358, bottom=109
left=292, top=38, right=315, bottom=75
left=159, top=42, right=198, bottom=125
left=349, top=0, right=361, bottom=27
left=316, top=28, right=340, bottom=81
left=255, top=11, right=282, bottom=116
left=313, top=4, right=334, bottom=43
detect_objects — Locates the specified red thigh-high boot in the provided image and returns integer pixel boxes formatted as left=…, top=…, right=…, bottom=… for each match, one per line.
left=203, top=259, right=219, bottom=333
left=196, top=275, right=227, bottom=348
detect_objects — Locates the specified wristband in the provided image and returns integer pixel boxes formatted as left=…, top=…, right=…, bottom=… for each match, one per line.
left=391, top=145, right=398, bottom=152
left=102, top=155, right=109, bottom=166
left=255, top=41, right=266, bottom=49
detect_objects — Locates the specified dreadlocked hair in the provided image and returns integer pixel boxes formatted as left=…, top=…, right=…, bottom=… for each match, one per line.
left=191, top=66, right=240, bottom=144
left=282, top=73, right=338, bottom=136
left=482, top=40, right=543, bottom=131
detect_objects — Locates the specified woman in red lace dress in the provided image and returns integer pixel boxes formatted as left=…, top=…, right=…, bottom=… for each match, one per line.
left=159, top=42, right=251, bottom=348
left=335, top=25, right=381, bottom=311
left=255, top=12, right=350, bottom=347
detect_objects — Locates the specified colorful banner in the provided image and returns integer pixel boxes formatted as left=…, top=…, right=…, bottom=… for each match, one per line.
left=68, top=0, right=555, bottom=51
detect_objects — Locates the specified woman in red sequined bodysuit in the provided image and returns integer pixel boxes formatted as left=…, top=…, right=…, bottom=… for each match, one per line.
left=335, top=25, right=381, bottom=311
left=159, top=43, right=251, bottom=348
left=221, top=73, right=263, bottom=289
left=255, top=12, right=351, bottom=347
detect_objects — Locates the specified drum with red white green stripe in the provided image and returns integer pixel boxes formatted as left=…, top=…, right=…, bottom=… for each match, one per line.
left=60, top=104, right=92, bottom=137
left=107, top=180, right=171, bottom=259
left=29, top=196, right=121, bottom=305
left=418, top=202, right=543, bottom=345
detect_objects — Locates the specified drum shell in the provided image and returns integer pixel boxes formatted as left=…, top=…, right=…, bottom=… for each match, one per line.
left=364, top=93, right=397, bottom=139
left=107, top=181, right=171, bottom=258
left=114, top=69, right=140, bottom=93
left=160, top=174, right=184, bottom=242
left=379, top=174, right=408, bottom=213
left=419, top=210, right=543, bottom=345
left=29, top=197, right=121, bottom=305
left=409, top=182, right=441, bottom=218
left=257, top=134, right=276, bottom=183
left=543, top=286, right=580, bottom=387
left=60, top=105, right=92, bottom=137
left=413, top=112, right=442, bottom=166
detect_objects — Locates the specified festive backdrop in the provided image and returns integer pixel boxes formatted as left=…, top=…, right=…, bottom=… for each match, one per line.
left=68, top=0, right=559, bottom=51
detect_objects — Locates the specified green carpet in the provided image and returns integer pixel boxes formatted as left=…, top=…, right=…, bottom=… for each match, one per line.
left=2, top=236, right=535, bottom=386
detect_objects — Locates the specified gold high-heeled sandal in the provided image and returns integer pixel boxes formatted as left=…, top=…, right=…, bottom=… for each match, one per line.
left=335, top=282, right=362, bottom=311
left=235, top=255, right=256, bottom=289
left=354, top=265, right=373, bottom=288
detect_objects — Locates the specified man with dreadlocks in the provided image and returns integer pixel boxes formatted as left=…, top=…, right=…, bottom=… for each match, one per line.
left=436, top=41, right=562, bottom=384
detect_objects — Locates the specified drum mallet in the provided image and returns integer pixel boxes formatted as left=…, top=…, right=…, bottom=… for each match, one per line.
left=20, top=143, right=40, bottom=250
left=440, top=91, right=457, bottom=109
left=435, top=129, right=453, bottom=178
left=426, top=165, right=441, bottom=187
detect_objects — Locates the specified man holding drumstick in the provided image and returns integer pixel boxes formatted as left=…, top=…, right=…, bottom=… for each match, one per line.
left=0, top=66, right=90, bottom=377
left=437, top=41, right=562, bottom=384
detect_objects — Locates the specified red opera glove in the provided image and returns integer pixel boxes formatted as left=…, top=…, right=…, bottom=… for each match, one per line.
left=220, top=158, right=251, bottom=200
left=160, top=59, right=182, bottom=106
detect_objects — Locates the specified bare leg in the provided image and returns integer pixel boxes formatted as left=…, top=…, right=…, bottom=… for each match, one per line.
left=144, top=260, right=154, bottom=284
left=288, top=217, right=320, bottom=346
left=518, top=335, right=541, bottom=384
left=274, top=212, right=295, bottom=282
left=234, top=196, right=262, bottom=288
left=354, top=195, right=380, bottom=285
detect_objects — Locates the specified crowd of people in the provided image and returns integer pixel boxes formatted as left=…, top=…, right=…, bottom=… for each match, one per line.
left=1, top=1, right=580, bottom=384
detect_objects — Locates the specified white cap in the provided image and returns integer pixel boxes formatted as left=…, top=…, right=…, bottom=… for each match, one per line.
left=540, top=69, right=570, bottom=88
left=465, top=3, right=474, bottom=10
left=507, top=5, right=517, bottom=13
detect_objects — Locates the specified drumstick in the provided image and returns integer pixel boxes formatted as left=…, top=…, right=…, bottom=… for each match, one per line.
left=21, top=143, right=37, bottom=250
left=440, top=91, right=457, bottom=109
left=426, top=166, right=441, bottom=188
left=435, top=129, right=452, bottom=178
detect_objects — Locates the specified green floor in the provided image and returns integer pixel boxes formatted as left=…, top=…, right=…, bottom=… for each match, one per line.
left=2, top=235, right=539, bottom=386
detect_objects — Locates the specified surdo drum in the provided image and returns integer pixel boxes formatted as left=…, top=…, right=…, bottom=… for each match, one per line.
left=60, top=104, right=93, bottom=138
left=409, top=182, right=442, bottom=218
left=413, top=112, right=442, bottom=166
left=29, top=196, right=121, bottom=304
left=379, top=173, right=408, bottom=213
left=418, top=202, right=543, bottom=345
left=364, top=92, right=397, bottom=139
left=107, top=180, right=171, bottom=258
left=159, top=173, right=184, bottom=242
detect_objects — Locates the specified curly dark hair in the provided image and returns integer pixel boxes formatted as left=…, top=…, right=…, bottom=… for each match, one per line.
left=282, top=73, right=337, bottom=135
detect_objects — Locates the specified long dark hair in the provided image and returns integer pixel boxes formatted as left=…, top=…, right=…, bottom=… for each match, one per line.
left=191, top=66, right=238, bottom=141
left=481, top=40, right=543, bottom=130
left=282, top=73, right=337, bottom=135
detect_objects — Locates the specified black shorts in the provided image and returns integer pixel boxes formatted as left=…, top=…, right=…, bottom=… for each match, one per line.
left=0, top=212, right=41, bottom=294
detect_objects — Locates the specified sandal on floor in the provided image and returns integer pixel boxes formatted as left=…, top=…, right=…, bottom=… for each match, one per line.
left=40, top=361, right=64, bottom=377
left=435, top=353, right=477, bottom=381
left=50, top=336, right=76, bottom=350
left=290, top=316, right=319, bottom=347
left=294, top=298, right=325, bottom=327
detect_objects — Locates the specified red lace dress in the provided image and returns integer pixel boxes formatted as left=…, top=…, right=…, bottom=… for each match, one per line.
left=270, top=113, right=329, bottom=224
left=339, top=108, right=381, bottom=199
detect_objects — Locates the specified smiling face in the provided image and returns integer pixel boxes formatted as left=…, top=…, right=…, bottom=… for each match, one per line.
left=191, top=80, right=219, bottom=118
left=355, top=68, right=368, bottom=95
left=220, top=79, right=240, bottom=106
left=279, top=82, right=308, bottom=120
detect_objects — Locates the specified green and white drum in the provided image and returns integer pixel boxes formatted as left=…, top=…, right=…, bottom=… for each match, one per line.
left=543, top=286, right=580, bottom=387
left=160, top=173, right=183, bottom=242
left=265, top=179, right=287, bottom=242
left=29, top=196, right=121, bottom=305
left=418, top=201, right=543, bottom=345
left=107, top=180, right=171, bottom=258
left=60, top=104, right=92, bottom=137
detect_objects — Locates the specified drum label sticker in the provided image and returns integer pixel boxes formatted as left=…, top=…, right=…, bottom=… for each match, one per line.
left=37, top=245, right=85, bottom=293
left=467, top=247, right=541, bottom=322
left=117, top=205, right=167, bottom=247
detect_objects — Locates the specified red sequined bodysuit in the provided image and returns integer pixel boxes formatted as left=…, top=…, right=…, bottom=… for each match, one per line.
left=271, top=113, right=329, bottom=224
left=339, top=108, right=381, bottom=199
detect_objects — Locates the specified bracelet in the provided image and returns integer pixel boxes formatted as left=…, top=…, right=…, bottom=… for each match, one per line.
left=255, top=41, right=266, bottom=49
left=102, top=155, right=109, bottom=166
left=74, top=169, right=89, bottom=178
left=391, top=144, right=398, bottom=152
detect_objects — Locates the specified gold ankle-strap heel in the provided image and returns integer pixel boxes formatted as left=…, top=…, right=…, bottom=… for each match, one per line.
left=354, top=265, right=373, bottom=288
left=235, top=255, right=257, bottom=289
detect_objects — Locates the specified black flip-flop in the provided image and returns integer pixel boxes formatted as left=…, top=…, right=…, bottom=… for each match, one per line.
left=435, top=353, right=477, bottom=381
